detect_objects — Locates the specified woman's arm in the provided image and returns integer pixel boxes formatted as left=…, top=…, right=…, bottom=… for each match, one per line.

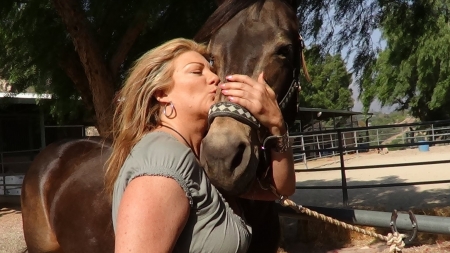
left=115, top=176, right=190, bottom=253
left=239, top=124, right=296, bottom=201
left=266, top=124, right=296, bottom=197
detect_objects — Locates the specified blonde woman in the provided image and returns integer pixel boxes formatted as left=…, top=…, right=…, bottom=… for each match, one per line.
left=106, top=38, right=295, bottom=253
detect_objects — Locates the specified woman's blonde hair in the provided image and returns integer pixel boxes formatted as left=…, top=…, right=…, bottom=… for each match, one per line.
left=105, top=38, right=208, bottom=197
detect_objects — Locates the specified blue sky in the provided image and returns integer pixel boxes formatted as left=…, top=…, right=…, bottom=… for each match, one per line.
left=346, top=29, right=395, bottom=114
left=304, top=29, right=394, bottom=114
left=302, top=3, right=396, bottom=114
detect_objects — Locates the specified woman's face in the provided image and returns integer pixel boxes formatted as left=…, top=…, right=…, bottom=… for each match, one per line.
left=167, top=51, right=219, bottom=119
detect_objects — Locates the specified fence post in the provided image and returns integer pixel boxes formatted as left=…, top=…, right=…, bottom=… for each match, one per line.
left=337, top=129, right=349, bottom=206
left=1, top=152, right=4, bottom=196
left=343, top=132, right=348, bottom=155
left=316, top=135, right=321, bottom=158
left=432, top=124, right=435, bottom=142
left=300, top=135, right=308, bottom=169
left=330, top=133, right=335, bottom=156
left=40, top=108, right=46, bottom=149
left=376, top=129, right=380, bottom=146
left=353, top=131, right=359, bottom=155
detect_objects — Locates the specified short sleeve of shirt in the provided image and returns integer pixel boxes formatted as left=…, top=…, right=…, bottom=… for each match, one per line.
left=111, top=131, right=252, bottom=253
left=111, top=132, right=200, bottom=230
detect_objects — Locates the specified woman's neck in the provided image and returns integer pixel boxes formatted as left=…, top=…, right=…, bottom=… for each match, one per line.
left=158, top=120, right=207, bottom=156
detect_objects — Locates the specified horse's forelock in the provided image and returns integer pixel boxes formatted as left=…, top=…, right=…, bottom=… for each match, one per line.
left=194, top=0, right=261, bottom=43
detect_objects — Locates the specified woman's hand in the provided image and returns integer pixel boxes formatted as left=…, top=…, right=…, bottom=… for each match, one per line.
left=220, top=73, right=286, bottom=135
left=222, top=73, right=296, bottom=199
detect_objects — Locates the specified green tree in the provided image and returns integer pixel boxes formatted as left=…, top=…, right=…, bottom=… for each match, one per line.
left=360, top=0, right=450, bottom=122
left=0, top=0, right=215, bottom=135
left=297, top=0, right=383, bottom=77
left=295, top=0, right=450, bottom=121
left=4, top=0, right=446, bottom=135
left=299, top=45, right=353, bottom=110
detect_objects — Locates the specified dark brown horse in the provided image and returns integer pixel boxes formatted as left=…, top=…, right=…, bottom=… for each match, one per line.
left=195, top=0, right=304, bottom=252
left=21, top=0, right=306, bottom=252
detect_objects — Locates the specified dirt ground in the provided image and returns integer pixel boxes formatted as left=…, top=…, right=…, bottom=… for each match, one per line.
left=293, top=145, right=450, bottom=210
left=1, top=146, right=450, bottom=252
left=280, top=145, right=450, bottom=252
left=0, top=206, right=25, bottom=253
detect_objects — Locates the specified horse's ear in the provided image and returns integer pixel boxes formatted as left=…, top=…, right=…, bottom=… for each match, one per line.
left=287, top=0, right=299, bottom=10
left=215, top=0, right=227, bottom=6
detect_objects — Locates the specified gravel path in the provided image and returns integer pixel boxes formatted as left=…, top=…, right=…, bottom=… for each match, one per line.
left=0, top=206, right=26, bottom=253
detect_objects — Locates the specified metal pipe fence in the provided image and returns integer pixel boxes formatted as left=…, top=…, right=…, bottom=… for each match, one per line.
left=291, top=119, right=450, bottom=206
left=1, top=124, right=87, bottom=197
left=0, top=149, right=40, bottom=196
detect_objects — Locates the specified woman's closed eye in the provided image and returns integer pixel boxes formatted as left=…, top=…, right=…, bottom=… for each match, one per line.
left=191, top=70, right=202, bottom=75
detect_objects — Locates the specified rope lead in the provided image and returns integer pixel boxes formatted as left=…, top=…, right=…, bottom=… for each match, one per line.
left=271, top=185, right=406, bottom=252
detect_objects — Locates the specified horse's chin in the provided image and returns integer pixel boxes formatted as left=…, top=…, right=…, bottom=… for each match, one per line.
left=202, top=158, right=258, bottom=197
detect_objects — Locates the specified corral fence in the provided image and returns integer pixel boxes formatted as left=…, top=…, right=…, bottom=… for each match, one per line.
left=292, top=119, right=450, bottom=164
left=279, top=119, right=450, bottom=237
left=0, top=149, right=40, bottom=196
left=0, top=125, right=89, bottom=199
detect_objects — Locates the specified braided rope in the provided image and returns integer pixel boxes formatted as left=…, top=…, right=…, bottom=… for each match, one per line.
left=272, top=187, right=406, bottom=252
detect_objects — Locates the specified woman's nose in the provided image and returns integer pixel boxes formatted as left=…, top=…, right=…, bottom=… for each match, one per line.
left=209, top=73, right=220, bottom=85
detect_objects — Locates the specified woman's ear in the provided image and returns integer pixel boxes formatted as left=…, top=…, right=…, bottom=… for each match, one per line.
left=154, top=90, right=171, bottom=103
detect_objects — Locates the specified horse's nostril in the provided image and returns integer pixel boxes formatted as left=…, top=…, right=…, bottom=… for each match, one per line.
left=230, top=143, right=246, bottom=173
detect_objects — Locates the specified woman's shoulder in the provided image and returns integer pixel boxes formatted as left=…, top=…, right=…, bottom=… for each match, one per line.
left=123, top=131, right=199, bottom=179
left=137, top=131, right=180, bottom=147
left=131, top=131, right=189, bottom=159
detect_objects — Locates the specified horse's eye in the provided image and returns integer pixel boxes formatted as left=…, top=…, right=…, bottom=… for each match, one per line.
left=276, top=45, right=293, bottom=59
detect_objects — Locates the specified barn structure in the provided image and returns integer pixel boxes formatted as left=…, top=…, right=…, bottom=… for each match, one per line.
left=0, top=92, right=86, bottom=203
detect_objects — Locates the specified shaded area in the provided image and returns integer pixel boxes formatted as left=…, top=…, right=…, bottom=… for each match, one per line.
left=292, top=176, right=450, bottom=210
left=0, top=204, right=21, bottom=217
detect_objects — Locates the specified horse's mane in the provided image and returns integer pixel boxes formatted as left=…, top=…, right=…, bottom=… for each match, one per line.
left=194, top=0, right=297, bottom=43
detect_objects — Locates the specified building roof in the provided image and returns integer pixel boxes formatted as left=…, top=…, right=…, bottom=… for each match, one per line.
left=296, top=107, right=372, bottom=122
left=0, top=92, right=52, bottom=105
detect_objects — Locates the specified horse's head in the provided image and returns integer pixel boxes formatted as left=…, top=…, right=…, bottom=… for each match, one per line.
left=195, top=0, right=305, bottom=196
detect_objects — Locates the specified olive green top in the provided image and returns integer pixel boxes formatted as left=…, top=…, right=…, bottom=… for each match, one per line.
left=112, top=131, right=252, bottom=253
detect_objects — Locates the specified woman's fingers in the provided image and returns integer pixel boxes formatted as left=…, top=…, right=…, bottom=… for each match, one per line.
left=221, top=88, right=248, bottom=99
left=225, top=96, right=257, bottom=112
left=220, top=73, right=284, bottom=132
left=258, top=72, right=277, bottom=99
left=257, top=72, right=265, bottom=85
left=225, top=74, right=255, bottom=86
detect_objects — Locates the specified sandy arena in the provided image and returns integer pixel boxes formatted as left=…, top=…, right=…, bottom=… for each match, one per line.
left=281, top=145, right=450, bottom=252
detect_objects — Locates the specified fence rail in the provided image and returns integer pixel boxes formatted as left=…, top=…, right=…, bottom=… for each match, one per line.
left=0, top=149, right=40, bottom=196
left=1, top=124, right=88, bottom=197
left=292, top=119, right=450, bottom=161
left=291, top=119, right=450, bottom=206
